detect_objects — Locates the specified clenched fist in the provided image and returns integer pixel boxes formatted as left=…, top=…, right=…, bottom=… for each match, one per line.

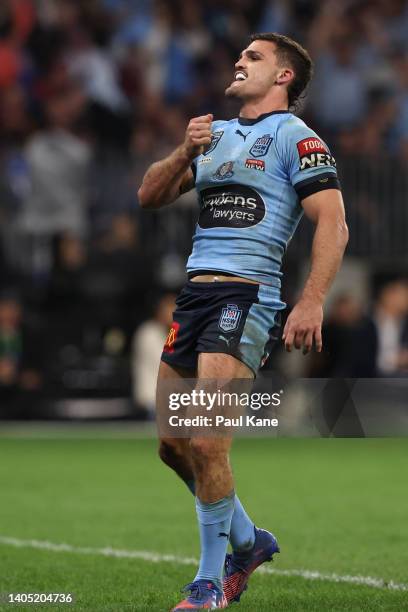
left=183, top=114, right=213, bottom=159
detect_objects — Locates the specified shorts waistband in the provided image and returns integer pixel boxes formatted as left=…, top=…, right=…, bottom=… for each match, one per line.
left=186, top=279, right=259, bottom=290
left=187, top=269, right=281, bottom=289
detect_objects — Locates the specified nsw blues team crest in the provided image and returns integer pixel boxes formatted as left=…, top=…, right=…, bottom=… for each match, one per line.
left=204, top=130, right=224, bottom=154
left=219, top=304, right=242, bottom=332
left=249, top=134, right=273, bottom=158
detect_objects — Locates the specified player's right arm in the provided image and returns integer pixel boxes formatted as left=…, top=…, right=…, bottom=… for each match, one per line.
left=137, top=114, right=213, bottom=209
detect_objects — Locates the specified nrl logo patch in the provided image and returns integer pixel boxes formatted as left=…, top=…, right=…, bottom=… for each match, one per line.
left=249, top=134, right=273, bottom=158
left=204, top=130, right=224, bottom=154
left=219, top=304, right=242, bottom=332
left=213, top=161, right=234, bottom=180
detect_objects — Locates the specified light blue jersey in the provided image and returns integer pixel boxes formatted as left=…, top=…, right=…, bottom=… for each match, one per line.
left=186, top=110, right=340, bottom=307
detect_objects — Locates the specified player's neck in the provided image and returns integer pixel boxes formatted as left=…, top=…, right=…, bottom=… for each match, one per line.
left=239, top=96, right=288, bottom=120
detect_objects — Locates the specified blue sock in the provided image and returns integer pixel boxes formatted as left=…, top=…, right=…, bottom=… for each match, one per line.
left=229, top=496, right=255, bottom=554
left=186, top=480, right=255, bottom=555
left=194, top=493, right=235, bottom=590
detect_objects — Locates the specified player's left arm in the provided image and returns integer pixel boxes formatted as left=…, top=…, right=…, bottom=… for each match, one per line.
left=283, top=189, right=349, bottom=353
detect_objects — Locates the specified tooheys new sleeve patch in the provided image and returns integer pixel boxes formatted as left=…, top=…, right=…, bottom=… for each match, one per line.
left=296, top=137, right=336, bottom=171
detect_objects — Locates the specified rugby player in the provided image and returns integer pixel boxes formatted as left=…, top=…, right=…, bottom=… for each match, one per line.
left=138, top=33, right=348, bottom=610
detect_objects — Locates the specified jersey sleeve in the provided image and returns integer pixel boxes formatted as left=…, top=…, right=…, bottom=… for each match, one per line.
left=276, top=119, right=341, bottom=201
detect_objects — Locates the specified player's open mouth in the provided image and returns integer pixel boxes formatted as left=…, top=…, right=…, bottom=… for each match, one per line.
left=234, top=71, right=247, bottom=81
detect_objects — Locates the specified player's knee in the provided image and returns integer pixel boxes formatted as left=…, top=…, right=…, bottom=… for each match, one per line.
left=158, top=439, right=184, bottom=469
left=189, top=437, right=219, bottom=462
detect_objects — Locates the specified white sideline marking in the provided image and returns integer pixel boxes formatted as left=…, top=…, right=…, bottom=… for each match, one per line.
left=0, top=536, right=407, bottom=593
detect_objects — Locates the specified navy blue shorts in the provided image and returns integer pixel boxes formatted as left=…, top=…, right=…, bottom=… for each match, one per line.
left=161, top=280, right=283, bottom=375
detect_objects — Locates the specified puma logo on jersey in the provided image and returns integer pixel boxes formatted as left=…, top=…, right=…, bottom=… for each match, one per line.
left=235, top=129, right=252, bottom=141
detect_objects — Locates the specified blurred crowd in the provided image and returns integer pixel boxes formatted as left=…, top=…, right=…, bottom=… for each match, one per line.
left=0, top=0, right=407, bottom=415
left=307, top=278, right=408, bottom=378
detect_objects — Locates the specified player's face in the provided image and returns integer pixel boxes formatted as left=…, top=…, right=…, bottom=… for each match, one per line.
left=225, top=40, right=283, bottom=101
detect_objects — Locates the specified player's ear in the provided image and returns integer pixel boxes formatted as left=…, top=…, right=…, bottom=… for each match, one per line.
left=275, top=68, right=294, bottom=86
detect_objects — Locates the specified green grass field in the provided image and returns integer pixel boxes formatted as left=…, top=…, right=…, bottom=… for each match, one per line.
left=0, top=433, right=407, bottom=611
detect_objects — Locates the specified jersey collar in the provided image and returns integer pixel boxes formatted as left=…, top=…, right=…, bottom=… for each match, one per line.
left=238, top=110, right=290, bottom=126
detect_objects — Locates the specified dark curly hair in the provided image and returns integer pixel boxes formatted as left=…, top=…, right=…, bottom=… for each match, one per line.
left=250, top=33, right=314, bottom=109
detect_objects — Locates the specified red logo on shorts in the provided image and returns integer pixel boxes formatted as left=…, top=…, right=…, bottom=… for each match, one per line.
left=163, top=321, right=180, bottom=353
left=296, top=137, right=328, bottom=157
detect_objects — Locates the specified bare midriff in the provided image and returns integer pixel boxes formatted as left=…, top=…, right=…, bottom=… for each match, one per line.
left=190, top=274, right=259, bottom=285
